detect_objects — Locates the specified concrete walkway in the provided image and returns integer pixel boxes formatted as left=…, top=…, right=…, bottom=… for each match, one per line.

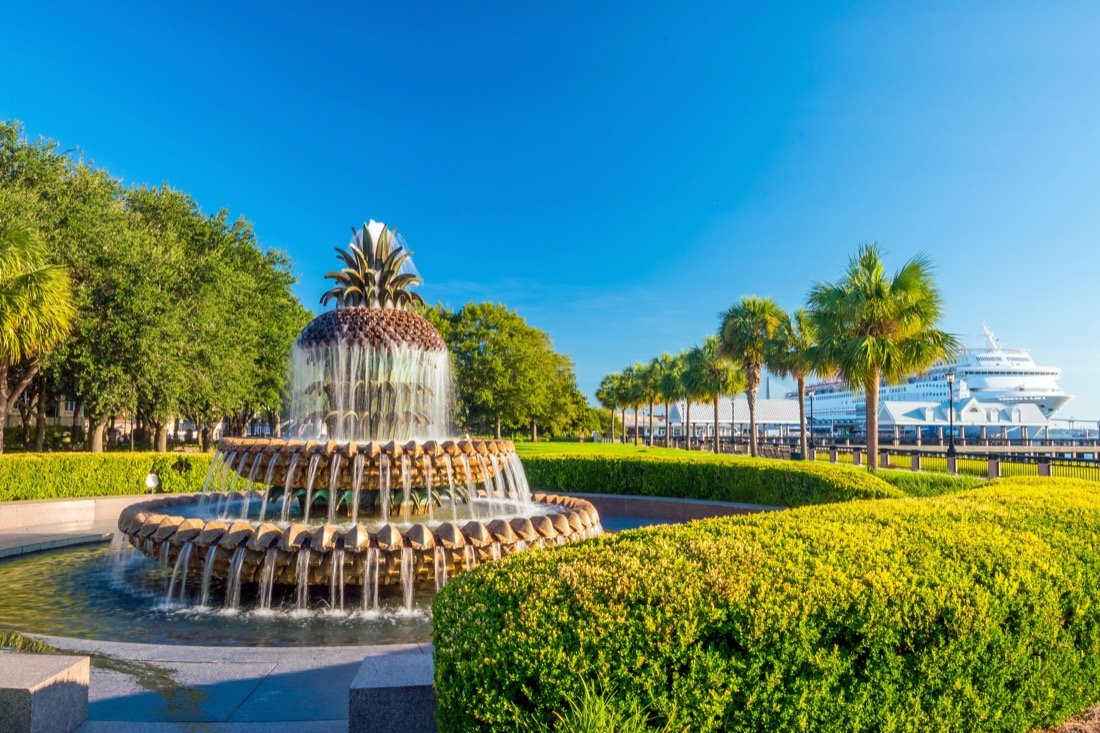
left=23, top=636, right=432, bottom=731
left=0, top=519, right=116, bottom=559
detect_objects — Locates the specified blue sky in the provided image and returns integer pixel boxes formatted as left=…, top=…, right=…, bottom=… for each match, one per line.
left=3, top=1, right=1099, bottom=423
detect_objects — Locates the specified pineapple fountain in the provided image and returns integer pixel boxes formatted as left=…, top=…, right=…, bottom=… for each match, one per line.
left=116, top=221, right=601, bottom=613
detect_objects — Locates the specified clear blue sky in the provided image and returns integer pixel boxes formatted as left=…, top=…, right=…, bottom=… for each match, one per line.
left=3, top=1, right=1099, bottom=422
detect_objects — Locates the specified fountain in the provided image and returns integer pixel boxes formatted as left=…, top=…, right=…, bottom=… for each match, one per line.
left=116, top=220, right=601, bottom=612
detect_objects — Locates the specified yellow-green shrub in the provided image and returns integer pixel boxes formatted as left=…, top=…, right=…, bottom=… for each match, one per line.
left=434, top=478, right=1100, bottom=732
left=0, top=453, right=214, bottom=501
left=521, top=454, right=903, bottom=506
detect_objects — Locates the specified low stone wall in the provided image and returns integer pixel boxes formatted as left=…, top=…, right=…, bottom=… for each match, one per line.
left=0, top=494, right=171, bottom=531
left=0, top=653, right=89, bottom=733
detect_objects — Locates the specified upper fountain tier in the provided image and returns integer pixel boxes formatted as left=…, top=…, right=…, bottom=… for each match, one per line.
left=287, top=221, right=452, bottom=444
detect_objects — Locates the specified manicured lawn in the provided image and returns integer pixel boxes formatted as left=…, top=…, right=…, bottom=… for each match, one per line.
left=514, top=440, right=687, bottom=458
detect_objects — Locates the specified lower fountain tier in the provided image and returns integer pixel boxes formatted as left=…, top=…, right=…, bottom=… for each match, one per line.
left=216, top=436, right=520, bottom=491
left=117, top=493, right=600, bottom=587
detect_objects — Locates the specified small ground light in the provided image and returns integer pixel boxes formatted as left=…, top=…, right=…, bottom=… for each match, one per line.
left=145, top=472, right=160, bottom=493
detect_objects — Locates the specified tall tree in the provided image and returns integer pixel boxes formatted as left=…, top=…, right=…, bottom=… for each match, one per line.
left=807, top=243, right=957, bottom=473
left=0, top=221, right=75, bottom=453
left=769, top=308, right=817, bottom=460
left=596, top=373, right=620, bottom=442
left=619, top=364, right=642, bottom=445
left=654, top=352, right=679, bottom=448
left=683, top=336, right=745, bottom=454
left=425, top=302, right=584, bottom=440
left=719, top=295, right=787, bottom=458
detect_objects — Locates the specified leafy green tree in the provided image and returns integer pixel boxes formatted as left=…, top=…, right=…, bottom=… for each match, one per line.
left=0, top=220, right=75, bottom=452
left=425, top=302, right=582, bottom=440
left=808, top=243, right=958, bottom=473
left=683, top=336, right=745, bottom=454
left=719, top=296, right=787, bottom=458
left=770, top=308, right=818, bottom=459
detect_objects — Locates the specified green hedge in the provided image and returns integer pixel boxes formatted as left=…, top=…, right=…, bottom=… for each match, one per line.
left=0, top=453, right=214, bottom=501
left=521, top=454, right=903, bottom=507
left=434, top=478, right=1100, bottom=732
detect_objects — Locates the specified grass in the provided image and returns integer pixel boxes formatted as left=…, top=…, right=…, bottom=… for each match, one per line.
left=514, top=441, right=689, bottom=458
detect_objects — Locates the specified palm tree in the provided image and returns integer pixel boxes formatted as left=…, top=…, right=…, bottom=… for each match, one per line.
left=769, top=309, right=817, bottom=460
left=719, top=296, right=787, bottom=458
left=683, top=337, right=745, bottom=454
left=0, top=221, right=75, bottom=454
left=621, top=363, right=645, bottom=446
left=654, top=352, right=679, bottom=448
left=677, top=349, right=697, bottom=450
left=807, top=243, right=958, bottom=473
left=640, top=359, right=662, bottom=446
left=596, top=373, right=620, bottom=442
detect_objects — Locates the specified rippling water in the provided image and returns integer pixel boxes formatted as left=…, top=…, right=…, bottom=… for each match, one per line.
left=0, top=543, right=433, bottom=646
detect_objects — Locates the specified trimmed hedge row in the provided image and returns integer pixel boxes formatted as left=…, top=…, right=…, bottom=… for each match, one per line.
left=0, top=453, right=214, bottom=501
left=521, top=453, right=904, bottom=506
left=434, top=478, right=1100, bottom=732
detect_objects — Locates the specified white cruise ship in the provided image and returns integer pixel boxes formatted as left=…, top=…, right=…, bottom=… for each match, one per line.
left=793, top=324, right=1072, bottom=425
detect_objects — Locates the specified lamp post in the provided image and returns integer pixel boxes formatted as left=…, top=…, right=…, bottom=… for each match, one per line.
left=808, top=389, right=816, bottom=449
left=946, top=372, right=957, bottom=457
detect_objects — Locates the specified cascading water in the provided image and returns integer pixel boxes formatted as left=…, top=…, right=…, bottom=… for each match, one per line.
left=329, top=545, right=345, bottom=612
left=257, top=547, right=278, bottom=610
left=225, top=545, right=248, bottom=610
left=166, top=540, right=194, bottom=605
left=200, top=545, right=219, bottom=607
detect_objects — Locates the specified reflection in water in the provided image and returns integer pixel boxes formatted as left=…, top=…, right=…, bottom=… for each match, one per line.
left=0, top=544, right=432, bottom=647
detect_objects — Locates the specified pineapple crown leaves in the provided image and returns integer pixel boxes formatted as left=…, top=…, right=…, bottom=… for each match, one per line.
left=320, top=222, right=425, bottom=310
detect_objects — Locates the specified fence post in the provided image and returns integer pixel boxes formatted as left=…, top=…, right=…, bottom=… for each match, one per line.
left=829, top=448, right=838, bottom=463
left=853, top=449, right=862, bottom=466
left=947, top=455, right=958, bottom=475
left=987, top=457, right=1000, bottom=479
left=879, top=450, right=890, bottom=468
left=911, top=452, right=920, bottom=472
left=1038, top=458, right=1052, bottom=477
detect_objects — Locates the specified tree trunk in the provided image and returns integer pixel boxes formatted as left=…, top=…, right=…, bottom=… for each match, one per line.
left=0, top=359, right=43, bottom=455
left=647, top=401, right=654, bottom=447
left=620, top=407, right=626, bottom=443
left=35, top=376, right=48, bottom=452
left=0, top=362, right=8, bottom=455
left=495, top=416, right=502, bottom=440
left=747, top=384, right=759, bottom=458
left=530, top=418, right=538, bottom=443
left=200, top=425, right=212, bottom=453
left=713, top=394, right=721, bottom=454
left=797, top=376, right=807, bottom=459
left=18, top=403, right=30, bottom=447
left=633, top=406, right=639, bottom=445
left=663, top=401, right=671, bottom=448
left=72, top=400, right=84, bottom=444
left=90, top=419, right=107, bottom=453
left=866, top=373, right=880, bottom=474
left=154, top=423, right=168, bottom=453
left=607, top=409, right=613, bottom=442
left=685, top=401, right=692, bottom=451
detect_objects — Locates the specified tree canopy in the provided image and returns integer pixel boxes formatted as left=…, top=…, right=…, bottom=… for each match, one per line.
left=424, top=302, right=590, bottom=440
left=0, top=120, right=311, bottom=451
